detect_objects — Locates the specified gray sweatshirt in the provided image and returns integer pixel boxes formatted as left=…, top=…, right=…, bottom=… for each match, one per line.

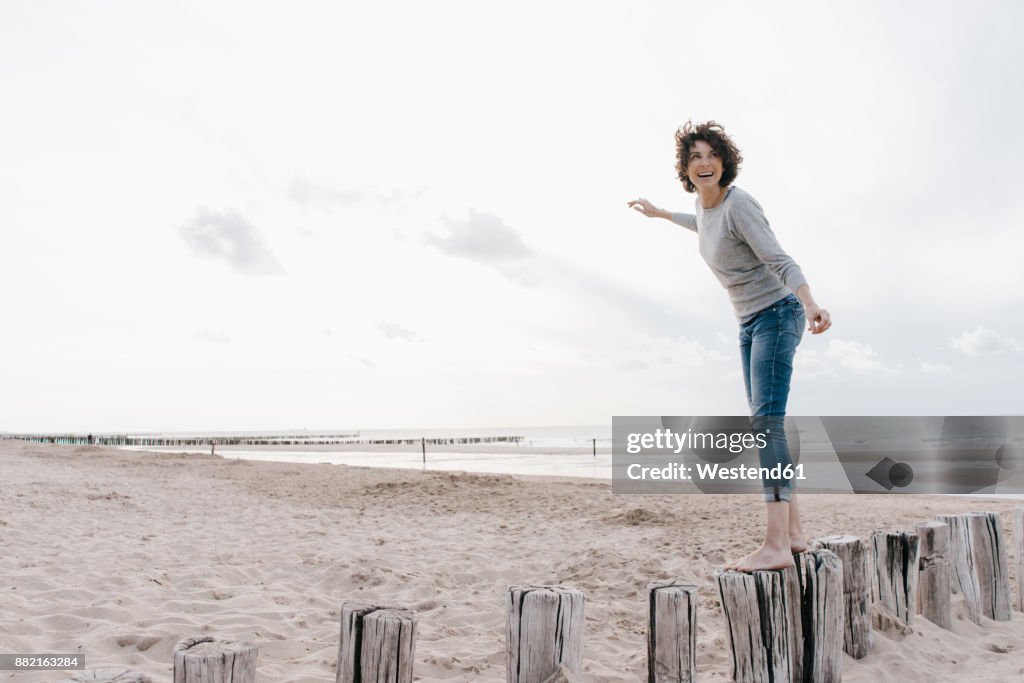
left=671, top=186, right=808, bottom=321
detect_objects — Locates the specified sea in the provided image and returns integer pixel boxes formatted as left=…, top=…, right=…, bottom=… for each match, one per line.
left=117, top=422, right=1024, bottom=500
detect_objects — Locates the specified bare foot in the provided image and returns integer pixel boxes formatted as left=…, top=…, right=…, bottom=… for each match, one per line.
left=722, top=544, right=796, bottom=573
left=790, top=532, right=808, bottom=555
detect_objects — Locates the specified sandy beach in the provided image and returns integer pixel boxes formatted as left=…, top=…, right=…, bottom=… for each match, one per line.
left=2, top=440, right=1023, bottom=682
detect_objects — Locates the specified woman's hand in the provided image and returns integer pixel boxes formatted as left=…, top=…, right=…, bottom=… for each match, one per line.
left=627, top=198, right=666, bottom=218
left=804, top=304, right=832, bottom=335
left=794, top=285, right=831, bottom=335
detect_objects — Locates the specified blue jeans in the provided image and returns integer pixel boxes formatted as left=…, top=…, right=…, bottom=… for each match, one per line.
left=738, top=294, right=804, bottom=502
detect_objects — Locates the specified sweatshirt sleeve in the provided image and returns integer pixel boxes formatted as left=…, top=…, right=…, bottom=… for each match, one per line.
left=729, top=194, right=808, bottom=293
left=670, top=212, right=697, bottom=233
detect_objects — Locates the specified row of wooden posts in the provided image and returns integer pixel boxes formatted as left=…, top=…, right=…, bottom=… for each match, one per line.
left=714, top=509, right=1024, bottom=682
left=1, top=434, right=524, bottom=448
left=61, top=508, right=1024, bottom=683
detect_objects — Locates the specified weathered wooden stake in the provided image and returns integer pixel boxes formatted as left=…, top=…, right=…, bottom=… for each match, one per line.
left=506, top=585, right=586, bottom=683
left=915, top=521, right=952, bottom=630
left=716, top=569, right=793, bottom=683
left=965, top=511, right=1012, bottom=621
left=811, top=535, right=872, bottom=658
left=936, top=513, right=983, bottom=624
left=646, top=581, right=697, bottom=683
left=1015, top=508, right=1024, bottom=613
left=59, top=671, right=152, bottom=683
left=781, top=564, right=804, bottom=683
left=796, top=549, right=843, bottom=683
left=870, top=530, right=920, bottom=625
left=337, top=602, right=417, bottom=683
left=173, top=637, right=257, bottom=683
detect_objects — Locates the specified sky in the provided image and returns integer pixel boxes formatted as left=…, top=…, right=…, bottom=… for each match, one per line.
left=2, top=1, right=1023, bottom=432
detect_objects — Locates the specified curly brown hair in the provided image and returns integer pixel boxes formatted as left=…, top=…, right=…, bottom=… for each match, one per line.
left=675, top=120, right=744, bottom=193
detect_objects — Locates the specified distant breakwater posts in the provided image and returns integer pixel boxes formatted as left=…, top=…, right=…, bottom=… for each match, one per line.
left=0, top=433, right=525, bottom=448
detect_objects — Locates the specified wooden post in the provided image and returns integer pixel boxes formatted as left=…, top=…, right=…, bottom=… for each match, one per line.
left=646, top=581, right=697, bottom=683
left=1016, top=508, right=1024, bottom=613
left=796, top=549, right=843, bottom=683
left=337, top=602, right=417, bottom=683
left=781, top=564, right=804, bottom=683
left=506, top=585, right=585, bottom=683
left=173, top=637, right=257, bottom=683
left=870, top=530, right=920, bottom=625
left=915, top=521, right=952, bottom=630
left=716, top=569, right=793, bottom=683
left=811, top=535, right=872, bottom=658
left=936, top=513, right=983, bottom=623
left=965, top=511, right=1012, bottom=621
left=592, top=438, right=596, bottom=457
left=421, top=437, right=425, bottom=465
left=59, top=671, right=152, bottom=683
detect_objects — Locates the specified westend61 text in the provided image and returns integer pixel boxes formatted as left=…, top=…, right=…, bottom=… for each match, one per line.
left=626, top=462, right=806, bottom=481
left=625, top=428, right=767, bottom=455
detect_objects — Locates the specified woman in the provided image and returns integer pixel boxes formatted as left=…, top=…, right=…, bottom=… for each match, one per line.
left=628, top=120, right=831, bottom=573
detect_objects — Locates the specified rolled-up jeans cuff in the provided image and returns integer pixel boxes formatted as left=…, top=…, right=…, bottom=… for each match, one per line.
left=764, top=485, right=793, bottom=503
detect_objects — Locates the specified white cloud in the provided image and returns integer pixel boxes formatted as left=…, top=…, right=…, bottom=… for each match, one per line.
left=949, top=326, right=1022, bottom=356
left=351, top=355, right=377, bottom=369
left=426, top=209, right=534, bottom=263
left=653, top=336, right=731, bottom=368
left=179, top=208, right=284, bottom=276
left=920, top=361, right=952, bottom=374
left=425, top=209, right=538, bottom=287
left=377, top=321, right=419, bottom=342
left=824, top=339, right=897, bottom=376
left=794, top=349, right=840, bottom=380
left=196, top=329, right=230, bottom=344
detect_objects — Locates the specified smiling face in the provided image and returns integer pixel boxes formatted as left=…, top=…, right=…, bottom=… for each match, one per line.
left=685, top=140, right=724, bottom=191
left=674, top=121, right=743, bottom=193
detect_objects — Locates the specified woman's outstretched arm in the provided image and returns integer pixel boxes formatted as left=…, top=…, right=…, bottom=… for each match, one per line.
left=627, top=198, right=696, bottom=232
